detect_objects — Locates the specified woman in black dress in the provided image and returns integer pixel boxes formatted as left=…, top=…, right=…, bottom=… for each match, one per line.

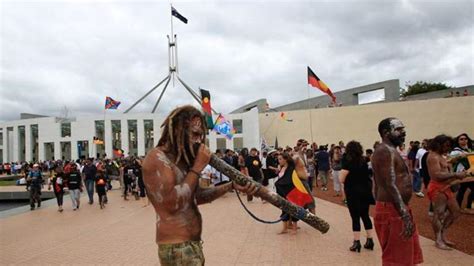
left=339, top=141, right=375, bottom=252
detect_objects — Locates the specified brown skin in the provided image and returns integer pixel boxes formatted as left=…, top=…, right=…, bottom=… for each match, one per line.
left=291, top=145, right=308, bottom=180
left=143, top=116, right=258, bottom=245
left=427, top=141, right=467, bottom=250
left=372, top=119, right=414, bottom=239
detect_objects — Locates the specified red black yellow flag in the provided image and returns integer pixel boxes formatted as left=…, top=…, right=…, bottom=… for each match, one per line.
left=286, top=170, right=314, bottom=207
left=307, top=66, right=336, bottom=103
left=200, top=89, right=214, bottom=129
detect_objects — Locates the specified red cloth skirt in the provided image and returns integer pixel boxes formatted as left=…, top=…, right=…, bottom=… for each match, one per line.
left=374, top=201, right=423, bottom=266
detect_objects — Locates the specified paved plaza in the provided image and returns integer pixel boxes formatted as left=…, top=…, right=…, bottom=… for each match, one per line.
left=1, top=188, right=473, bottom=265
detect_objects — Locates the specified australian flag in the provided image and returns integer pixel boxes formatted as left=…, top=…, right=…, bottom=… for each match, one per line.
left=105, top=96, right=121, bottom=110
left=171, top=6, right=188, bottom=24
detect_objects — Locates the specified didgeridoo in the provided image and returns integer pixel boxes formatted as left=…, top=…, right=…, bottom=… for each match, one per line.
left=208, top=154, right=330, bottom=234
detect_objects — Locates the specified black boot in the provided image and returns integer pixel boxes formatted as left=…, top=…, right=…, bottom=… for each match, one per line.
left=364, top=238, right=374, bottom=250
left=349, top=240, right=361, bottom=252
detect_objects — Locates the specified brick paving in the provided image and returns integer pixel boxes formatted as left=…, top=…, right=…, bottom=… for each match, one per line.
left=1, top=189, right=473, bottom=265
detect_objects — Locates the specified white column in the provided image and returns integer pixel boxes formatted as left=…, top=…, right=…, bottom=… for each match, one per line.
left=121, top=119, right=129, bottom=156
left=2, top=128, right=7, bottom=163
left=137, top=119, right=145, bottom=156
left=12, top=126, right=19, bottom=162
left=54, top=141, right=61, bottom=161
left=209, top=131, right=217, bottom=152
left=88, top=140, right=94, bottom=158
left=153, top=119, right=161, bottom=146
left=25, top=125, right=32, bottom=162
left=38, top=142, right=45, bottom=162
left=104, top=120, right=113, bottom=159
left=71, top=141, right=78, bottom=160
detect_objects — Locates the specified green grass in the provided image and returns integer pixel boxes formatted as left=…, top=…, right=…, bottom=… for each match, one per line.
left=0, top=180, right=17, bottom=186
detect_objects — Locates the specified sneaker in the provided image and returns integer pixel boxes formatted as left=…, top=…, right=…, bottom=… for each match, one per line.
left=30, top=206, right=35, bottom=211
left=73, top=208, right=77, bottom=211
left=415, top=192, right=424, bottom=198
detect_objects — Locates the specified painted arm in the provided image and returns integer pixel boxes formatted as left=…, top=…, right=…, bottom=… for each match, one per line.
left=195, top=182, right=233, bottom=205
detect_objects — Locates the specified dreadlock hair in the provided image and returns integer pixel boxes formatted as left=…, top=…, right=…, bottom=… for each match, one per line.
left=158, top=105, right=207, bottom=167
left=428, top=134, right=453, bottom=154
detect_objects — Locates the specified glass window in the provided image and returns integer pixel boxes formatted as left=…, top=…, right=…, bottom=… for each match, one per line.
left=358, top=89, right=385, bottom=105
left=0, top=132, right=3, bottom=146
left=128, top=120, right=138, bottom=156
left=61, top=122, right=71, bottom=137
left=144, top=120, right=154, bottom=153
left=216, top=138, right=226, bottom=150
left=233, top=137, right=243, bottom=150
left=232, top=119, right=243, bottom=134
left=111, top=120, right=121, bottom=149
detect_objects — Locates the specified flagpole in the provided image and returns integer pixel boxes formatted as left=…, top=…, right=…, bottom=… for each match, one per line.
left=307, top=83, right=314, bottom=143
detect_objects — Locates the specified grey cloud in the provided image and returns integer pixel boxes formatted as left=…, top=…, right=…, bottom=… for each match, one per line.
left=1, top=0, right=472, bottom=122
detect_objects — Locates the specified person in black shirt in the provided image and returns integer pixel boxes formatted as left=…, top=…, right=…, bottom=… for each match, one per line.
left=67, top=163, right=83, bottom=211
left=123, top=160, right=136, bottom=201
left=82, top=158, right=97, bottom=204
left=339, top=141, right=375, bottom=252
left=245, top=148, right=264, bottom=202
left=48, top=165, right=65, bottom=212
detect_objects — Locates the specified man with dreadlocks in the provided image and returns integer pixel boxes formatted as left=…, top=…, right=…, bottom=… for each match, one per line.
left=143, top=105, right=258, bottom=265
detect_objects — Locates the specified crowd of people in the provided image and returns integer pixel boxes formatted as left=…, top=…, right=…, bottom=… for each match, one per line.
left=1, top=157, right=149, bottom=211
left=1, top=108, right=472, bottom=265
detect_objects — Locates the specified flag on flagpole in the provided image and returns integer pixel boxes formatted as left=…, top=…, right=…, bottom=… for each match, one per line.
left=171, top=6, right=188, bottom=24
left=200, top=89, right=214, bottom=129
left=213, top=114, right=235, bottom=140
left=105, top=97, right=121, bottom=109
left=307, top=66, right=336, bottom=103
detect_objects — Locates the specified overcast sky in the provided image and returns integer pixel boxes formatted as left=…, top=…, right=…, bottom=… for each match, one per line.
left=1, top=0, right=473, bottom=122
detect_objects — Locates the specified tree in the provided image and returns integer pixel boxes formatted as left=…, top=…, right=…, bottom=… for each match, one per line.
left=401, top=81, right=453, bottom=97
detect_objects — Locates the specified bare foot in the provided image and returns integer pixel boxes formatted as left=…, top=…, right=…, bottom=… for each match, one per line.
left=435, top=241, right=452, bottom=250
left=443, top=239, right=456, bottom=247
left=278, top=229, right=288, bottom=235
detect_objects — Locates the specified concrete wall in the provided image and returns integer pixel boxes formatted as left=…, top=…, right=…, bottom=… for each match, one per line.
left=259, top=96, right=474, bottom=150
left=275, top=79, right=400, bottom=111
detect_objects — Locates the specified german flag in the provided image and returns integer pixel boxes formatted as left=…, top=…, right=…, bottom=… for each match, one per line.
left=307, top=66, right=336, bottom=103
left=200, top=89, right=214, bottom=129
left=286, top=170, right=313, bottom=207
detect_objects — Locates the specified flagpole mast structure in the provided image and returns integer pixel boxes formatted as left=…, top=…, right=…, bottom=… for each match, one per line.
left=124, top=5, right=216, bottom=114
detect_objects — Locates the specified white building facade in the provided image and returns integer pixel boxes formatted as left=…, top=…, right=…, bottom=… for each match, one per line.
left=0, top=108, right=260, bottom=163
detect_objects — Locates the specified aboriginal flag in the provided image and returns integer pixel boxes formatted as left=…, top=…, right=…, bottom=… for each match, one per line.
left=200, top=89, right=214, bottom=129
left=276, top=168, right=313, bottom=207
left=105, top=97, right=121, bottom=109
left=172, top=7, right=188, bottom=24
left=307, top=66, right=336, bottom=102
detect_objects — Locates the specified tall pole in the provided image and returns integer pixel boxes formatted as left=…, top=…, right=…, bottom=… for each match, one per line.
left=307, top=83, right=314, bottom=143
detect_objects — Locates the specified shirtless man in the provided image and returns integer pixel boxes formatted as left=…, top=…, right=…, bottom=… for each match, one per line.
left=372, top=118, right=423, bottom=265
left=292, top=139, right=315, bottom=214
left=142, top=105, right=257, bottom=265
left=426, top=134, right=468, bottom=250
